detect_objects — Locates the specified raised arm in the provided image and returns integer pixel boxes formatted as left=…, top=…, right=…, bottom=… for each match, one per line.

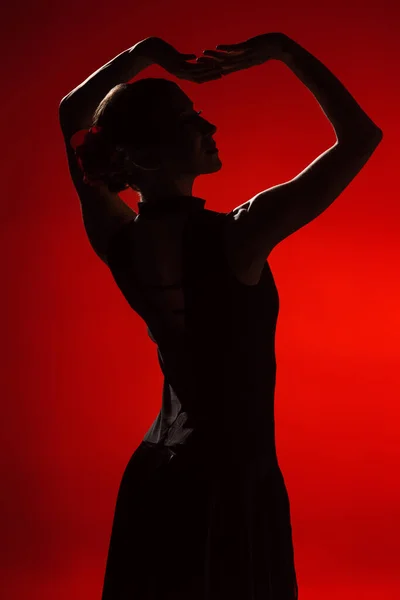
left=59, top=40, right=156, bottom=131
left=59, top=38, right=223, bottom=265
left=58, top=41, right=157, bottom=264
left=277, top=35, right=382, bottom=142
left=59, top=36, right=221, bottom=129
left=205, top=34, right=383, bottom=280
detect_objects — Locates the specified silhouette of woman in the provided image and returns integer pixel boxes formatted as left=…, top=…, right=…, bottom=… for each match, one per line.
left=59, top=34, right=382, bottom=600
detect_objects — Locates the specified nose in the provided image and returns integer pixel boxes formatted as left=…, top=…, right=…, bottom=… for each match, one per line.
left=205, top=118, right=217, bottom=135
left=201, top=124, right=217, bottom=143
left=198, top=114, right=217, bottom=137
left=208, top=122, right=217, bottom=136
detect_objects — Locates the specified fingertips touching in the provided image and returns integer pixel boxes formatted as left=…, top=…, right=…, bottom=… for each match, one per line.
left=216, top=45, right=246, bottom=53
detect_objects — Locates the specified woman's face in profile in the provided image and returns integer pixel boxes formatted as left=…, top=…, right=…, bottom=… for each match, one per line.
left=157, top=87, right=222, bottom=177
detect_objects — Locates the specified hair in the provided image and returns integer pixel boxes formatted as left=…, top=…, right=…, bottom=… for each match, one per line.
left=75, top=78, right=180, bottom=193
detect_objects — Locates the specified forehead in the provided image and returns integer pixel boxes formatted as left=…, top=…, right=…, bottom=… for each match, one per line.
left=164, top=86, right=193, bottom=113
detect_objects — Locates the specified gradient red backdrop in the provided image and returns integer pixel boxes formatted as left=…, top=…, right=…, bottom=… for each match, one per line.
left=1, top=0, right=399, bottom=598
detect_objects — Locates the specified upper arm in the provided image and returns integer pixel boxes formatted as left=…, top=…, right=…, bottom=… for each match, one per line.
left=60, top=119, right=137, bottom=265
left=223, top=132, right=383, bottom=274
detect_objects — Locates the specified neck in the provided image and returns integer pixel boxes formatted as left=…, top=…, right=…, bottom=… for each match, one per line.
left=137, top=194, right=206, bottom=219
left=139, top=178, right=195, bottom=204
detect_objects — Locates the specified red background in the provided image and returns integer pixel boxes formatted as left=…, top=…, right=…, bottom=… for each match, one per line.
left=1, top=0, right=399, bottom=598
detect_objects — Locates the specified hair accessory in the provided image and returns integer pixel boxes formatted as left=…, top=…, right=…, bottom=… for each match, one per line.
left=68, top=126, right=110, bottom=186
left=69, top=125, right=102, bottom=151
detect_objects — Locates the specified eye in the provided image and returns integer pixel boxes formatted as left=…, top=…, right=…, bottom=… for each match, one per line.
left=181, top=110, right=203, bottom=122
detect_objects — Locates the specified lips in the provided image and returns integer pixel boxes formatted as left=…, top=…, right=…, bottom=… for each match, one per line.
left=203, top=136, right=218, bottom=153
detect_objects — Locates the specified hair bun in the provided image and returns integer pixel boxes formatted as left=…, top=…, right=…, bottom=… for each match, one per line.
left=70, top=127, right=131, bottom=192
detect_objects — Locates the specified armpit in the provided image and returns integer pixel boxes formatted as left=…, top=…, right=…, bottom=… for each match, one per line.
left=221, top=208, right=265, bottom=287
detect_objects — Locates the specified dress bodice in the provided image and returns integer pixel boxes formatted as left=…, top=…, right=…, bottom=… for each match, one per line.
left=105, top=196, right=280, bottom=474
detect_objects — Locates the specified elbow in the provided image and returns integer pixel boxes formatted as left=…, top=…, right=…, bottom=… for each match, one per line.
left=58, top=99, right=71, bottom=129
left=59, top=95, right=71, bottom=115
left=58, top=96, right=86, bottom=138
left=338, top=124, right=383, bottom=149
left=59, top=89, right=76, bottom=110
left=367, top=126, right=383, bottom=151
left=375, top=127, right=384, bottom=143
left=58, top=92, right=81, bottom=122
left=58, top=96, right=75, bottom=122
left=369, top=124, right=383, bottom=144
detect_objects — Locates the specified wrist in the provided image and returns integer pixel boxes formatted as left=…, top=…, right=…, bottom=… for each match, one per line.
left=128, top=37, right=158, bottom=72
left=273, top=34, right=297, bottom=64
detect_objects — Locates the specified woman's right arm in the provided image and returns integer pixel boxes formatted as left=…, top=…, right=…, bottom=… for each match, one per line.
left=59, top=40, right=155, bottom=135
left=58, top=42, right=154, bottom=266
left=58, top=38, right=222, bottom=265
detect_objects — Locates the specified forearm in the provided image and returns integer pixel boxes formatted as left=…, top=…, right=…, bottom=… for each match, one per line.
left=279, top=37, right=383, bottom=143
left=59, top=39, right=154, bottom=133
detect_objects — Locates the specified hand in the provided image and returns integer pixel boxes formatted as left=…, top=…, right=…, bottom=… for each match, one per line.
left=137, top=37, right=222, bottom=84
left=200, top=32, right=288, bottom=76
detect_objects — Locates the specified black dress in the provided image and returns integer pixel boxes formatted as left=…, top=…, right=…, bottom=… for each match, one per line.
left=101, top=195, right=299, bottom=600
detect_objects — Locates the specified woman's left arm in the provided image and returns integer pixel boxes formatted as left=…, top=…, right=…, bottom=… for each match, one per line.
left=278, top=36, right=383, bottom=144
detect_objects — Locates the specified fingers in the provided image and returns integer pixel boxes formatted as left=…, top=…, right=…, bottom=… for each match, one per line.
left=191, top=57, right=223, bottom=79
left=177, top=62, right=222, bottom=83
left=189, top=71, right=223, bottom=83
left=202, top=49, right=246, bottom=58
left=201, top=52, right=257, bottom=73
left=193, top=65, right=222, bottom=77
left=216, top=43, right=248, bottom=51
left=195, top=56, right=221, bottom=64
left=199, top=53, right=239, bottom=67
left=198, top=73, right=223, bottom=83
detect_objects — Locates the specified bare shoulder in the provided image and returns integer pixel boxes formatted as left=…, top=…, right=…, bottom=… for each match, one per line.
left=221, top=132, right=383, bottom=284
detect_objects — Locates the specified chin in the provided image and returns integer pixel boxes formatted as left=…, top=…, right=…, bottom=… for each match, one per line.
left=211, top=158, right=223, bottom=172
left=201, top=156, right=223, bottom=174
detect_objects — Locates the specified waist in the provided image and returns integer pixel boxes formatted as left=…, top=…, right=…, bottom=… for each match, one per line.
left=142, top=423, right=279, bottom=480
